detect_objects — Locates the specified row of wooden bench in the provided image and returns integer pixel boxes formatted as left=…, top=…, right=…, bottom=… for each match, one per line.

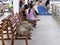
left=0, top=9, right=32, bottom=45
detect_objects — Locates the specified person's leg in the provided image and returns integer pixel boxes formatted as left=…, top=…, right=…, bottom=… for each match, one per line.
left=33, top=20, right=37, bottom=28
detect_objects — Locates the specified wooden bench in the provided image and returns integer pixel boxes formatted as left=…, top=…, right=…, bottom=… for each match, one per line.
left=0, top=14, right=14, bottom=40
left=0, top=14, right=14, bottom=45
left=0, top=23, right=5, bottom=45
left=0, top=20, right=10, bottom=45
left=2, top=13, right=32, bottom=45
left=9, top=14, right=31, bottom=45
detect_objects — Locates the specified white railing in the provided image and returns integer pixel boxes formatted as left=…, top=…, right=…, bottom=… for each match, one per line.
left=51, top=2, right=60, bottom=23
left=49, top=1, right=60, bottom=13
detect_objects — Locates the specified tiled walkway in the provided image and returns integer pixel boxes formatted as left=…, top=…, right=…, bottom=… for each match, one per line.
left=29, top=15, right=60, bottom=45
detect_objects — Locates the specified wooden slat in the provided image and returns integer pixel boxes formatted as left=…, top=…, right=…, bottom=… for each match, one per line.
left=0, top=38, right=31, bottom=40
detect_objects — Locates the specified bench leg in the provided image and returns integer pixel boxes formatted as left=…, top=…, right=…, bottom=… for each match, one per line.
left=11, top=38, right=14, bottom=45
left=1, top=29, right=5, bottom=45
left=15, top=33, right=18, bottom=39
left=11, top=30, right=14, bottom=45
left=6, top=29, right=10, bottom=39
left=25, top=35, right=28, bottom=45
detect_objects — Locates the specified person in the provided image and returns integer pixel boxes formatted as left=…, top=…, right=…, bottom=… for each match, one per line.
left=8, top=1, right=13, bottom=12
left=24, top=4, right=39, bottom=28
left=0, top=10, right=4, bottom=16
left=39, top=1, right=42, bottom=5
left=28, top=3, right=39, bottom=20
left=8, top=1, right=13, bottom=8
left=19, top=0, right=24, bottom=8
left=22, top=10, right=26, bottom=20
left=45, top=0, right=50, bottom=10
left=25, top=4, right=37, bottom=20
left=45, top=0, right=50, bottom=7
left=33, top=2, right=39, bottom=15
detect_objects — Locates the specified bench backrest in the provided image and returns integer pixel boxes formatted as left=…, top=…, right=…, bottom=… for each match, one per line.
left=8, top=14, right=21, bottom=35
